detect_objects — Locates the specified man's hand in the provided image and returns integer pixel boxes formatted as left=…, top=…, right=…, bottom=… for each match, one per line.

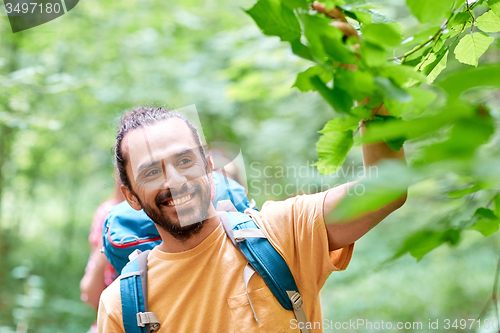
left=311, top=1, right=359, bottom=39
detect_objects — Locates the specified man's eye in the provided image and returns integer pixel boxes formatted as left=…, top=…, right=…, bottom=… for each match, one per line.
left=146, top=169, right=161, bottom=177
left=179, top=158, right=192, bottom=165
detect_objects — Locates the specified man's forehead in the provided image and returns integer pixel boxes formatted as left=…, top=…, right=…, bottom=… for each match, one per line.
left=125, top=119, right=199, bottom=166
left=128, top=118, right=195, bottom=145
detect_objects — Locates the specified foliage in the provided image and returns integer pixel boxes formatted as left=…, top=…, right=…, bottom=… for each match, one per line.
left=0, top=0, right=498, bottom=331
left=245, top=0, right=500, bottom=262
left=0, top=0, right=330, bottom=330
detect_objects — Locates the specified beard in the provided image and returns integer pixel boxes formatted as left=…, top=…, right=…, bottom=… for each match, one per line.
left=139, top=176, right=212, bottom=242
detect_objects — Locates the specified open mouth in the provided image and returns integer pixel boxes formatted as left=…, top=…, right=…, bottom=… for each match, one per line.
left=162, top=192, right=195, bottom=207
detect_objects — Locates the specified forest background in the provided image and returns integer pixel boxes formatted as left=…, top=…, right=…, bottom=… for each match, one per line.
left=0, top=0, right=499, bottom=331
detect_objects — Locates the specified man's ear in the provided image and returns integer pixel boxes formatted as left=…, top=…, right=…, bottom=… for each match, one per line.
left=206, top=155, right=214, bottom=173
left=121, top=185, right=142, bottom=211
left=206, top=155, right=216, bottom=202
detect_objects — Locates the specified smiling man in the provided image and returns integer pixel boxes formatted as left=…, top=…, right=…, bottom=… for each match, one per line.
left=97, top=105, right=406, bottom=333
left=114, top=109, right=221, bottom=252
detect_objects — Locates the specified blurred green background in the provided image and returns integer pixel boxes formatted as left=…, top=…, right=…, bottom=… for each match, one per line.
left=0, top=0, right=498, bottom=332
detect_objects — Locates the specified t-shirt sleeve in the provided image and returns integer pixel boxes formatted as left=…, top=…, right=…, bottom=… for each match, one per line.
left=247, top=190, right=354, bottom=295
left=97, top=281, right=125, bottom=333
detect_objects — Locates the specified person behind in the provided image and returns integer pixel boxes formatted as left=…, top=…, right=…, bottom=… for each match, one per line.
left=80, top=174, right=124, bottom=333
left=97, top=101, right=406, bottom=332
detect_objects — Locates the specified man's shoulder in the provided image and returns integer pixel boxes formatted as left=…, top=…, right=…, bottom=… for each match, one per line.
left=254, top=191, right=328, bottom=221
left=246, top=190, right=329, bottom=249
left=99, top=276, right=122, bottom=313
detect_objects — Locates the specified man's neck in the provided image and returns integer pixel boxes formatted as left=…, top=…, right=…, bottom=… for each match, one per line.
left=156, top=207, right=220, bottom=253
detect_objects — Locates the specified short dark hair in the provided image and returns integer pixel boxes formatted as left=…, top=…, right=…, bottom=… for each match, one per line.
left=115, top=106, right=208, bottom=191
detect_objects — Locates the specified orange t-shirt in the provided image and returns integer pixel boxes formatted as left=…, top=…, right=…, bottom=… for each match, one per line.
left=98, top=190, right=354, bottom=333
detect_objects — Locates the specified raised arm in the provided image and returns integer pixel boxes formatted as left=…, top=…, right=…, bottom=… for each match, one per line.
left=310, top=2, right=407, bottom=250
left=324, top=104, right=407, bottom=251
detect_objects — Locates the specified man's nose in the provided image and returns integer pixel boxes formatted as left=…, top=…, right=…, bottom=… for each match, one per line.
left=163, top=162, right=187, bottom=190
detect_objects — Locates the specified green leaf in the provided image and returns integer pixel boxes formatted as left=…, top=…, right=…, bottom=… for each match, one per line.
left=362, top=104, right=473, bottom=143
left=450, top=11, right=473, bottom=27
left=334, top=68, right=375, bottom=101
left=413, top=47, right=442, bottom=74
left=368, top=115, right=406, bottom=151
left=384, top=88, right=437, bottom=116
left=459, top=0, right=486, bottom=9
left=490, top=0, right=500, bottom=18
left=321, top=0, right=346, bottom=10
left=446, top=11, right=473, bottom=38
left=403, top=26, right=441, bottom=47
left=438, top=64, right=500, bottom=102
left=290, top=39, right=314, bottom=61
left=343, top=0, right=369, bottom=6
left=360, top=41, right=387, bottom=67
left=350, top=105, right=372, bottom=119
left=385, top=135, right=406, bottom=151
left=495, top=195, right=500, bottom=218
left=319, top=115, right=360, bottom=133
left=394, top=229, right=461, bottom=261
left=374, top=77, right=412, bottom=102
left=383, top=64, right=426, bottom=86
left=362, top=23, right=402, bottom=47
left=403, top=45, right=432, bottom=66
left=469, top=219, right=500, bottom=236
left=476, top=10, right=500, bottom=33
left=330, top=160, right=410, bottom=220
left=425, top=48, right=449, bottom=84
left=282, top=0, right=308, bottom=10
left=310, top=75, right=353, bottom=113
left=370, top=10, right=394, bottom=24
left=420, top=117, right=495, bottom=163
left=293, top=66, right=332, bottom=92
left=319, top=34, right=358, bottom=64
left=406, top=0, right=455, bottom=24
left=475, top=207, right=497, bottom=220
left=300, top=13, right=345, bottom=63
left=454, top=33, right=494, bottom=67
left=344, top=9, right=373, bottom=25
left=245, top=0, right=301, bottom=42
left=447, top=184, right=482, bottom=198
left=344, top=8, right=393, bottom=24
left=313, top=119, right=354, bottom=175
left=467, top=207, right=500, bottom=237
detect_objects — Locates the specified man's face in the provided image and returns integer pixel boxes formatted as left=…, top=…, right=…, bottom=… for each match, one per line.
left=124, top=118, right=212, bottom=241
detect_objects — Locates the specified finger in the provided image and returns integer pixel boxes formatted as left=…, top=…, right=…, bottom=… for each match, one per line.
left=340, top=63, right=359, bottom=71
left=331, top=21, right=359, bottom=39
left=370, top=104, right=391, bottom=117
left=355, top=97, right=370, bottom=107
left=311, top=1, right=347, bottom=22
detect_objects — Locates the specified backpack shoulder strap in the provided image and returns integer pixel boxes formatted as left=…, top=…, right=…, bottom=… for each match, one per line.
left=119, top=250, right=160, bottom=333
left=218, top=207, right=311, bottom=333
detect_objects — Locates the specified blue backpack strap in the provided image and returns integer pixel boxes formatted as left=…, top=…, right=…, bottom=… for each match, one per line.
left=218, top=206, right=311, bottom=333
left=120, top=250, right=160, bottom=333
left=212, top=171, right=252, bottom=212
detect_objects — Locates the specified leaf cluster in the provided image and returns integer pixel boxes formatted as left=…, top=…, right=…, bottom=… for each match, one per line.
left=246, top=0, right=500, bottom=261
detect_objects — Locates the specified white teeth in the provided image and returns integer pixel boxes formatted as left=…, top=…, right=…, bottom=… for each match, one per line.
left=167, top=194, right=192, bottom=206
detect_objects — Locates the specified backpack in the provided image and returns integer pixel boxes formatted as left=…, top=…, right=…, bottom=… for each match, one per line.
left=103, top=171, right=254, bottom=274
left=119, top=201, right=311, bottom=333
